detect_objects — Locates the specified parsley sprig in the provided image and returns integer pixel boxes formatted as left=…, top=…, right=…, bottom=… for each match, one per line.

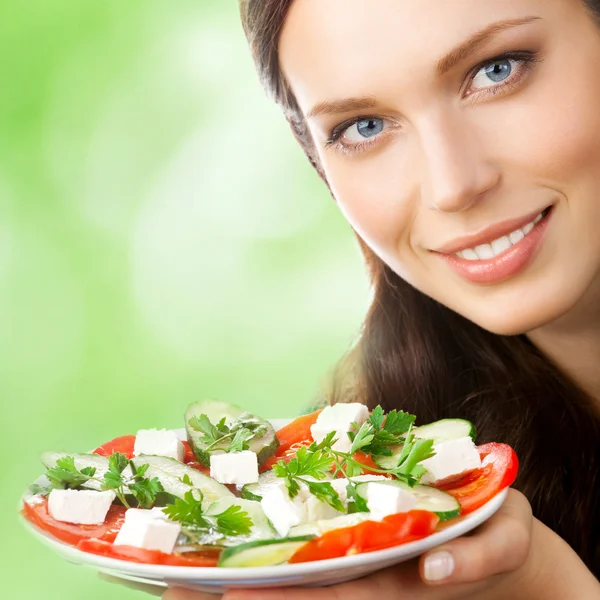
left=46, top=453, right=164, bottom=510
left=273, top=406, right=436, bottom=513
left=163, top=490, right=253, bottom=539
left=188, top=414, right=266, bottom=453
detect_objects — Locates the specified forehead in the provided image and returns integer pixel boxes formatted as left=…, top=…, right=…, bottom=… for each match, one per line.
left=279, top=0, right=562, bottom=113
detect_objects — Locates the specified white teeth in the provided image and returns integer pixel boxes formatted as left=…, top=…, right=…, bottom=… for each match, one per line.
left=462, top=248, right=479, bottom=260
left=455, top=211, right=544, bottom=261
left=491, top=236, right=512, bottom=255
left=474, top=244, right=495, bottom=260
left=508, top=229, right=525, bottom=244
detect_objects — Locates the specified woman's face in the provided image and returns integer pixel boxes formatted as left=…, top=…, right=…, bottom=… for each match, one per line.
left=279, top=0, right=600, bottom=335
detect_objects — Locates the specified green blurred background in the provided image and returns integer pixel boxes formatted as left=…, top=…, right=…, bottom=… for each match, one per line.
left=2, top=1, right=369, bottom=598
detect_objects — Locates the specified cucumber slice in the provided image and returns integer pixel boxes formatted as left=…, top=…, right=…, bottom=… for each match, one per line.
left=131, top=455, right=234, bottom=504
left=240, top=470, right=279, bottom=501
left=41, top=452, right=116, bottom=491
left=355, top=480, right=461, bottom=521
left=205, top=497, right=277, bottom=544
left=218, top=536, right=314, bottom=567
left=288, top=512, right=372, bottom=538
left=413, top=419, right=476, bottom=443
left=185, top=400, right=279, bottom=467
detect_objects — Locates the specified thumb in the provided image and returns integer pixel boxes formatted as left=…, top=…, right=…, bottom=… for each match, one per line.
left=419, top=489, right=533, bottom=586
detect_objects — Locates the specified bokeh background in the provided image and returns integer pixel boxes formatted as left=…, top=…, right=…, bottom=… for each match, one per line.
left=2, top=1, right=370, bottom=598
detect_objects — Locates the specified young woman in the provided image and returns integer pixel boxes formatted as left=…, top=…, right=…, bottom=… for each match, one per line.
left=163, top=0, right=600, bottom=598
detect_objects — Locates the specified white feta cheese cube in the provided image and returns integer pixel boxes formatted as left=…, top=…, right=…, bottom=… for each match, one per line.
left=134, top=429, right=184, bottom=462
left=366, top=482, right=417, bottom=518
left=48, top=489, right=116, bottom=525
left=260, top=483, right=306, bottom=537
left=209, top=451, right=259, bottom=485
left=114, top=508, right=181, bottom=554
left=419, top=437, right=482, bottom=485
left=304, top=496, right=345, bottom=522
left=310, top=403, right=370, bottom=453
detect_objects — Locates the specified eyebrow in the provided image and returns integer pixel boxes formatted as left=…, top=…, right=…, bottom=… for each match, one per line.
left=305, top=16, right=541, bottom=121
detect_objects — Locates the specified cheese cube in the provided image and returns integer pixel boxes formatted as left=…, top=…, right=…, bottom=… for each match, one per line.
left=260, top=483, right=306, bottom=537
left=310, top=403, right=370, bottom=453
left=419, top=437, right=482, bottom=485
left=210, top=451, right=259, bottom=485
left=304, top=495, right=345, bottom=522
left=134, top=429, right=184, bottom=462
left=114, top=508, right=181, bottom=554
left=366, top=482, right=417, bottom=517
left=48, top=489, right=116, bottom=525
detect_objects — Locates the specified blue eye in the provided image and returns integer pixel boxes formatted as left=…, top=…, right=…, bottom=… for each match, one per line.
left=345, top=118, right=385, bottom=142
left=472, top=59, right=516, bottom=88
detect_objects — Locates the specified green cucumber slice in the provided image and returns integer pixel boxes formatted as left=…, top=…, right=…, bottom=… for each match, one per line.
left=131, top=455, right=233, bottom=504
left=413, top=419, right=476, bottom=443
left=240, top=470, right=279, bottom=501
left=355, top=480, right=461, bottom=521
left=185, top=400, right=279, bottom=467
left=288, top=512, right=372, bottom=538
left=217, top=536, right=314, bottom=567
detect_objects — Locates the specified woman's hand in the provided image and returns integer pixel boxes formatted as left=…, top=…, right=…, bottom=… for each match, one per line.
left=161, top=489, right=600, bottom=600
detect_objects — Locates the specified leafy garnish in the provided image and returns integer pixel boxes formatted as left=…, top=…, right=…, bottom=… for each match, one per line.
left=346, top=481, right=369, bottom=514
left=272, top=406, right=436, bottom=510
left=163, top=491, right=253, bottom=538
left=188, top=413, right=265, bottom=453
left=181, top=473, right=194, bottom=486
left=46, top=456, right=97, bottom=490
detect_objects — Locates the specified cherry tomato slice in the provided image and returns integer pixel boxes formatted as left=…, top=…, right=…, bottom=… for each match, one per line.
left=77, top=539, right=220, bottom=566
left=260, top=410, right=322, bottom=471
left=22, top=496, right=126, bottom=546
left=436, top=443, right=519, bottom=514
left=290, top=510, right=438, bottom=563
left=93, top=435, right=136, bottom=459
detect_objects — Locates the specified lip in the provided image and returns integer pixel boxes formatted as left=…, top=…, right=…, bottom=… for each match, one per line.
left=432, top=207, right=550, bottom=255
left=437, top=207, right=553, bottom=285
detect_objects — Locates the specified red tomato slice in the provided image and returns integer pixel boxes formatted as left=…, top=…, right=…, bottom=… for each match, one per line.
left=22, top=496, right=126, bottom=546
left=93, top=435, right=136, bottom=459
left=436, top=443, right=518, bottom=515
left=260, top=410, right=322, bottom=471
left=77, top=539, right=220, bottom=567
left=290, top=510, right=438, bottom=563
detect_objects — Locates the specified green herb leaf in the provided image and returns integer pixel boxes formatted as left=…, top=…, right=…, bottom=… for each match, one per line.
left=163, top=491, right=207, bottom=526
left=130, top=477, right=164, bottom=509
left=213, top=504, right=253, bottom=536
left=346, top=481, right=369, bottom=513
left=228, top=427, right=254, bottom=453
left=46, top=456, right=97, bottom=490
left=102, top=452, right=129, bottom=490
left=181, top=474, right=194, bottom=486
left=368, top=405, right=386, bottom=431
left=301, top=480, right=345, bottom=513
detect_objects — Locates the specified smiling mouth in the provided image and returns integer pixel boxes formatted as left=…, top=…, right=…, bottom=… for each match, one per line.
left=453, top=207, right=552, bottom=261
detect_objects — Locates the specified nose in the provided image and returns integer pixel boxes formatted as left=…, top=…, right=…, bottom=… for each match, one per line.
left=419, top=113, right=501, bottom=213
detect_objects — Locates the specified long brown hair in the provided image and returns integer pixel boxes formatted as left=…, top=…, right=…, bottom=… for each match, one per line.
left=239, top=0, right=600, bottom=576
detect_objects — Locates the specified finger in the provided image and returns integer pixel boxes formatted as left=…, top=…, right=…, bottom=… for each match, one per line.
left=162, top=586, right=222, bottom=599
left=419, top=488, right=533, bottom=586
left=98, top=572, right=164, bottom=596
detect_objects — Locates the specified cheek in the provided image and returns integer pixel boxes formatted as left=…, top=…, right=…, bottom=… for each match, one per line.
left=321, top=147, right=419, bottom=261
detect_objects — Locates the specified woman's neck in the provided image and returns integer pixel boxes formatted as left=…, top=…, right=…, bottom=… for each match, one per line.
left=527, top=280, right=600, bottom=409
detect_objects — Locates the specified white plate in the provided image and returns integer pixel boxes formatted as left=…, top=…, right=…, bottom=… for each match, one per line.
left=20, top=420, right=509, bottom=594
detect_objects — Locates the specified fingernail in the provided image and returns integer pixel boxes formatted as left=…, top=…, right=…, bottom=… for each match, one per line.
left=424, top=551, right=455, bottom=582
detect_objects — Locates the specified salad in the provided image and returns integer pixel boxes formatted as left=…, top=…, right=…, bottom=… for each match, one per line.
left=21, top=401, right=518, bottom=568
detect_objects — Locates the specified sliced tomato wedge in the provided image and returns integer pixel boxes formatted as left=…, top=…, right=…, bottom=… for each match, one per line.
left=93, top=435, right=136, bottom=459
left=289, top=510, right=439, bottom=563
left=260, top=410, right=322, bottom=471
left=22, top=496, right=126, bottom=546
left=77, top=539, right=220, bottom=566
left=436, top=443, right=518, bottom=515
